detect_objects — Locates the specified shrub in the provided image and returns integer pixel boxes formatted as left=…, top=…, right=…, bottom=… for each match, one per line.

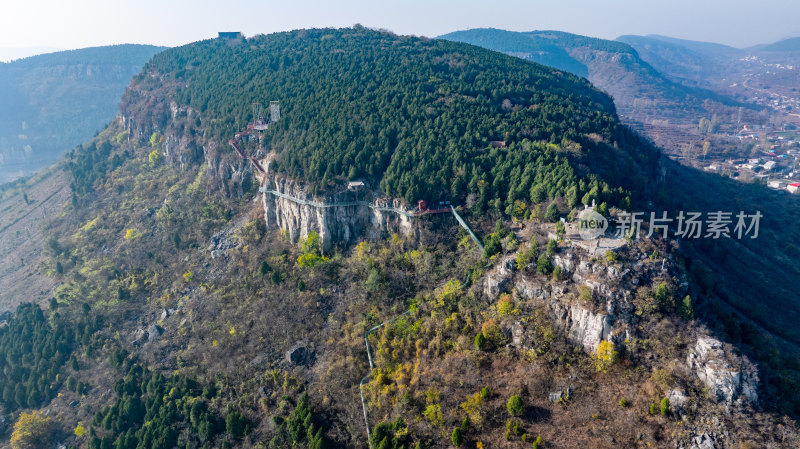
left=505, top=418, right=521, bottom=436
left=515, top=247, right=530, bottom=270
left=66, top=376, right=78, bottom=392
left=474, top=332, right=486, bottom=350
left=423, top=404, right=443, bottom=427
left=546, top=239, right=558, bottom=256
left=259, top=261, right=272, bottom=277
left=480, top=387, right=490, bottom=400
left=527, top=236, right=539, bottom=260
left=296, top=253, right=328, bottom=268
left=555, top=220, right=565, bottom=240
left=482, top=233, right=502, bottom=258
left=660, top=397, right=670, bottom=415
left=681, top=295, right=694, bottom=319
left=578, top=285, right=592, bottom=302
left=507, top=395, right=523, bottom=416
left=480, top=319, right=503, bottom=346
left=451, top=427, right=463, bottom=447
left=596, top=202, right=609, bottom=217
left=594, top=340, right=617, bottom=373
left=225, top=408, right=249, bottom=439
left=497, top=294, right=515, bottom=316
left=10, top=411, right=53, bottom=449
left=545, top=202, right=560, bottom=222
left=148, top=149, right=161, bottom=165
left=618, top=398, right=629, bottom=407
left=532, top=435, right=543, bottom=449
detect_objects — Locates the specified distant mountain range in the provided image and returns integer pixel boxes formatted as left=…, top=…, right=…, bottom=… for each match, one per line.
left=439, top=28, right=758, bottom=151
left=618, top=34, right=800, bottom=85
left=0, top=44, right=165, bottom=183
left=617, top=34, right=742, bottom=83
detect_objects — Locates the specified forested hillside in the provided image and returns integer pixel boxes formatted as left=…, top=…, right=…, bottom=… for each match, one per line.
left=0, top=27, right=799, bottom=449
left=0, top=44, right=164, bottom=182
left=440, top=28, right=756, bottom=153
left=139, top=28, right=658, bottom=211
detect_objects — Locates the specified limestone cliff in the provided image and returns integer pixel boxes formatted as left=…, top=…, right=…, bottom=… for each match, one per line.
left=260, top=174, right=414, bottom=253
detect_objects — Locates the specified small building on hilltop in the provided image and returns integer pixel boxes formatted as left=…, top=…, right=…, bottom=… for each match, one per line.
left=218, top=32, right=243, bottom=39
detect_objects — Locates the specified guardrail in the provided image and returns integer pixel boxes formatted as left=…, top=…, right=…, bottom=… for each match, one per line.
left=259, top=186, right=416, bottom=217
left=258, top=188, right=484, bottom=253
left=450, top=205, right=484, bottom=251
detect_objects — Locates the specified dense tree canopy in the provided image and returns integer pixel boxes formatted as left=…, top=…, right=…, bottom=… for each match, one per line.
left=141, top=27, right=657, bottom=211
left=0, top=303, right=91, bottom=411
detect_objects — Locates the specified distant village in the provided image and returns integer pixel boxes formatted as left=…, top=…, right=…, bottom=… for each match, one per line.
left=703, top=125, right=800, bottom=194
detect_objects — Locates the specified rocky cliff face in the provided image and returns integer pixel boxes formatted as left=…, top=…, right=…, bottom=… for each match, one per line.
left=260, top=174, right=414, bottom=253
left=687, top=335, right=759, bottom=406
left=483, top=240, right=761, bottom=427
left=488, top=249, right=635, bottom=353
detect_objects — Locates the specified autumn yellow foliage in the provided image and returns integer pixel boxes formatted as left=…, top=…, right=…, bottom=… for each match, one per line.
left=594, top=340, right=618, bottom=373
left=497, top=294, right=515, bottom=316
left=10, top=411, right=53, bottom=449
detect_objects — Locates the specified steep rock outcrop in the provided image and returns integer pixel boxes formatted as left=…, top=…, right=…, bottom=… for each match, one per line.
left=261, top=175, right=414, bottom=252
left=514, top=269, right=614, bottom=353
left=484, top=256, right=515, bottom=298
left=687, top=335, right=759, bottom=406
left=566, top=304, right=613, bottom=352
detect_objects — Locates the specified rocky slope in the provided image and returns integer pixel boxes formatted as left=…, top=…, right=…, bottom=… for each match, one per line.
left=478, top=233, right=771, bottom=448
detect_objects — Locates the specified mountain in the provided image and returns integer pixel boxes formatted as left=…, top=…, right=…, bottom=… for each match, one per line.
left=0, top=44, right=165, bottom=183
left=141, top=27, right=651, bottom=208
left=1, top=27, right=799, bottom=448
left=616, top=34, right=743, bottom=83
left=439, top=28, right=753, bottom=152
left=0, top=46, right=63, bottom=63
left=618, top=34, right=800, bottom=85
left=759, top=36, right=800, bottom=52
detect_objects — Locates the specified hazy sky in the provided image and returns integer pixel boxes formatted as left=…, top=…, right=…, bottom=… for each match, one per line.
left=1, top=0, right=798, bottom=51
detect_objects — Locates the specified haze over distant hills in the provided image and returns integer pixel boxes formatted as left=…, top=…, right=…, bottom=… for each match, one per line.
left=0, top=44, right=165, bottom=183
left=618, top=33, right=800, bottom=85
left=0, top=46, right=64, bottom=63
left=616, top=34, right=743, bottom=83
left=439, top=28, right=756, bottom=151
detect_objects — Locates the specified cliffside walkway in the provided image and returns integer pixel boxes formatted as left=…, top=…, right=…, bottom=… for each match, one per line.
left=258, top=186, right=416, bottom=217
left=450, top=205, right=484, bottom=251
left=259, top=187, right=485, bottom=250
left=234, top=130, right=484, bottom=251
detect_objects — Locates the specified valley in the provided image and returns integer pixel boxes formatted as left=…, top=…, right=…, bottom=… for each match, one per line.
left=0, top=26, right=799, bottom=449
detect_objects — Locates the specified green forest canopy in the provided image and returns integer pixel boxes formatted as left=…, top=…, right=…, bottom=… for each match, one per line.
left=143, top=27, right=658, bottom=211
